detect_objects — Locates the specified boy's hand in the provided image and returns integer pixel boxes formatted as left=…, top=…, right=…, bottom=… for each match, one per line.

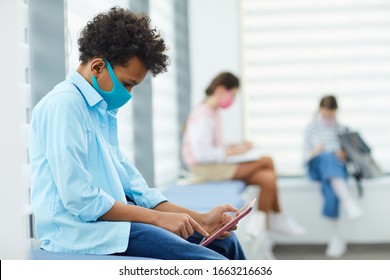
left=199, top=204, right=238, bottom=239
left=154, top=212, right=209, bottom=239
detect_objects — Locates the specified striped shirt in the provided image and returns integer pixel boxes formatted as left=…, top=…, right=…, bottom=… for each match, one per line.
left=303, top=116, right=347, bottom=163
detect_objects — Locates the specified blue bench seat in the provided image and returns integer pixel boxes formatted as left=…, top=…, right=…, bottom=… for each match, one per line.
left=162, top=180, right=246, bottom=212
left=30, top=248, right=155, bottom=260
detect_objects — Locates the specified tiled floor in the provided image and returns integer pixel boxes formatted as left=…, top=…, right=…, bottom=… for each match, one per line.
left=273, top=244, right=390, bottom=260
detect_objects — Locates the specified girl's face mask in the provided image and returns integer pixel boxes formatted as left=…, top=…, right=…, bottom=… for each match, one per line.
left=319, top=108, right=337, bottom=126
left=320, top=116, right=336, bottom=126
left=218, top=91, right=234, bottom=109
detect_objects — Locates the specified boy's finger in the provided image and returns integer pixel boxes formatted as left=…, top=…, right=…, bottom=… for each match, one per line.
left=220, top=204, right=238, bottom=213
left=189, top=218, right=209, bottom=237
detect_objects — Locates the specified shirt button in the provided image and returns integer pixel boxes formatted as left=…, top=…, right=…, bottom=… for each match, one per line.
left=101, top=123, right=106, bottom=128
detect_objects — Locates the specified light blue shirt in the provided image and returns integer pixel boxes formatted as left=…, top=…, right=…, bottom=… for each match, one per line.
left=29, top=69, right=167, bottom=254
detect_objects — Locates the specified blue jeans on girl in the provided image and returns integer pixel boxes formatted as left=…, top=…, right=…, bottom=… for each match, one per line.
left=308, top=152, right=348, bottom=218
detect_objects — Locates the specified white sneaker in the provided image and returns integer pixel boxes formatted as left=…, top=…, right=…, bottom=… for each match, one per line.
left=325, top=235, right=346, bottom=258
left=263, top=238, right=277, bottom=260
left=345, top=202, right=362, bottom=221
left=269, top=213, right=306, bottom=237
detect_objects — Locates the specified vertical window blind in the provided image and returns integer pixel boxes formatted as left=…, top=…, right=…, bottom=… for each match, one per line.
left=149, top=0, right=180, bottom=186
left=240, top=0, right=390, bottom=175
left=20, top=0, right=34, bottom=245
left=66, top=0, right=135, bottom=164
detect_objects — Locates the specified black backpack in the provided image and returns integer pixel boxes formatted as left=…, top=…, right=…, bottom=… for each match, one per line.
left=338, top=131, right=382, bottom=197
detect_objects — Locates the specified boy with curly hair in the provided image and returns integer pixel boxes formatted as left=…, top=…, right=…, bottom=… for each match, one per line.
left=29, top=7, right=245, bottom=260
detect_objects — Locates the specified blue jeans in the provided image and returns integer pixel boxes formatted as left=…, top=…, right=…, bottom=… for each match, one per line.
left=115, top=222, right=246, bottom=260
left=308, top=152, right=348, bottom=219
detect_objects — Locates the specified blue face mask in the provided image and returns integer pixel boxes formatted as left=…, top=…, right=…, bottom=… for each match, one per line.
left=91, top=60, right=132, bottom=110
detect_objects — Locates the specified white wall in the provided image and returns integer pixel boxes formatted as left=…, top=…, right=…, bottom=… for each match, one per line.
left=188, top=0, right=243, bottom=144
left=150, top=0, right=180, bottom=186
left=0, top=0, right=27, bottom=259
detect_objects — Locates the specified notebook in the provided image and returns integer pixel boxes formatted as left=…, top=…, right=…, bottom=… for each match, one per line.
left=225, top=148, right=264, bottom=164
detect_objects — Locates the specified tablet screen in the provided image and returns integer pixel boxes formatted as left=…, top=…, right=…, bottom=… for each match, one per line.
left=199, top=198, right=256, bottom=247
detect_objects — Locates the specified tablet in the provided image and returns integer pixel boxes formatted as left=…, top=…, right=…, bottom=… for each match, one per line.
left=199, top=198, right=256, bottom=247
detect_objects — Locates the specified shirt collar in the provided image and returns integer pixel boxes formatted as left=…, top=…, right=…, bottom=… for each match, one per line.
left=66, top=69, right=103, bottom=108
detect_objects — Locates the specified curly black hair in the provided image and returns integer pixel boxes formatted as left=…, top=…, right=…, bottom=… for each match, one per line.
left=78, top=7, right=169, bottom=76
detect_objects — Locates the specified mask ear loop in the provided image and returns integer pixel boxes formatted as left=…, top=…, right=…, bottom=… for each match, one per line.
left=91, top=59, right=132, bottom=110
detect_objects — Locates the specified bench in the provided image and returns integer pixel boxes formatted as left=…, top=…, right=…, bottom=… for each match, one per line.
left=30, top=249, right=155, bottom=260
left=273, top=176, right=390, bottom=244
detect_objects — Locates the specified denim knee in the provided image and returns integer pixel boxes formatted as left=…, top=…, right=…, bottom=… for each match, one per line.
left=321, top=182, right=340, bottom=218
left=313, top=152, right=348, bottom=181
left=188, top=231, right=246, bottom=260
